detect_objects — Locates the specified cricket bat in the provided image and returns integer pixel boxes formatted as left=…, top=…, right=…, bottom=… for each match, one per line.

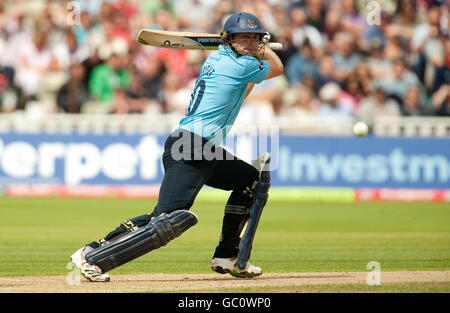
left=136, top=29, right=283, bottom=50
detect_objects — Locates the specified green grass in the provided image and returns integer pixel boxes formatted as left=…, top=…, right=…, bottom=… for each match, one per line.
left=0, top=197, right=449, bottom=277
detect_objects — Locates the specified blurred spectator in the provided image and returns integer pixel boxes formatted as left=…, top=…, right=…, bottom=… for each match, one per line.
left=286, top=40, right=319, bottom=85
left=0, top=0, right=447, bottom=124
left=354, top=62, right=374, bottom=96
left=390, top=0, right=417, bottom=43
left=360, top=10, right=390, bottom=55
left=358, top=86, right=401, bottom=130
left=174, top=0, right=216, bottom=32
left=160, top=71, right=191, bottom=114
left=244, top=76, right=286, bottom=116
left=0, top=66, right=23, bottom=112
left=305, top=0, right=326, bottom=32
left=332, top=31, right=361, bottom=82
left=317, top=54, right=336, bottom=88
left=322, top=3, right=341, bottom=43
left=111, top=68, right=152, bottom=114
left=432, top=84, right=450, bottom=116
left=139, top=0, right=175, bottom=17
left=340, top=72, right=365, bottom=115
left=289, top=6, right=324, bottom=53
left=141, top=57, right=167, bottom=103
left=283, top=83, right=319, bottom=118
left=81, top=46, right=103, bottom=90
left=14, top=27, right=59, bottom=98
left=410, top=2, right=447, bottom=86
left=0, top=7, right=30, bottom=71
left=238, top=75, right=288, bottom=125
left=317, top=82, right=353, bottom=117
left=72, top=10, right=94, bottom=47
left=111, top=0, right=138, bottom=19
left=401, top=85, right=432, bottom=116
left=271, top=26, right=297, bottom=66
left=109, top=2, right=136, bottom=45
left=180, top=50, right=205, bottom=87
left=88, top=51, right=131, bottom=112
left=156, top=48, right=188, bottom=76
left=57, top=63, right=89, bottom=113
left=374, top=58, right=424, bottom=104
left=366, top=41, right=392, bottom=79
left=339, top=0, right=366, bottom=40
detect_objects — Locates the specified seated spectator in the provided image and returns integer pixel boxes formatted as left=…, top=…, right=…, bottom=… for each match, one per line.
left=332, top=31, right=361, bottom=82
left=360, top=10, right=390, bottom=55
left=366, top=42, right=391, bottom=79
left=410, top=3, right=446, bottom=83
left=305, top=0, right=326, bottom=32
left=339, top=0, right=366, bottom=40
left=160, top=71, right=191, bottom=114
left=14, top=27, right=60, bottom=98
left=109, top=88, right=129, bottom=114
left=286, top=40, right=320, bottom=85
left=241, top=76, right=288, bottom=123
left=390, top=0, right=417, bottom=44
left=57, top=63, right=89, bottom=113
left=432, top=84, right=450, bottom=116
left=289, top=6, right=324, bottom=54
left=283, top=83, right=319, bottom=118
left=271, top=26, right=297, bottom=66
left=354, top=62, right=374, bottom=97
left=322, top=3, right=341, bottom=44
left=317, top=55, right=337, bottom=88
left=0, top=66, right=23, bottom=112
left=374, top=58, right=424, bottom=104
left=120, top=69, right=153, bottom=114
left=139, top=0, right=175, bottom=17
left=109, top=68, right=152, bottom=115
left=317, top=82, right=353, bottom=117
left=427, top=28, right=448, bottom=93
left=358, top=85, right=401, bottom=130
left=301, top=73, right=319, bottom=95
left=340, top=73, right=365, bottom=115
left=174, top=0, right=215, bottom=32
left=141, top=57, right=167, bottom=105
left=0, top=0, right=448, bottom=123
left=88, top=50, right=131, bottom=112
left=401, top=85, right=432, bottom=116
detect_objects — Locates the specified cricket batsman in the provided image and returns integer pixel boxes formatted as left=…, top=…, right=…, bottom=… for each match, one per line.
left=70, top=12, right=284, bottom=282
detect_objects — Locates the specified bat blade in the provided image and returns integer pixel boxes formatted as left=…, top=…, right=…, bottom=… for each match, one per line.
left=137, top=29, right=221, bottom=50
left=137, top=29, right=283, bottom=50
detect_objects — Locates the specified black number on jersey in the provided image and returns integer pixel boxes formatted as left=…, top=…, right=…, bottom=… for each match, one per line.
left=186, top=79, right=206, bottom=116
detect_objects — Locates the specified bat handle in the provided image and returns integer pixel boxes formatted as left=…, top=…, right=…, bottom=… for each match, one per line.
left=267, top=42, right=283, bottom=50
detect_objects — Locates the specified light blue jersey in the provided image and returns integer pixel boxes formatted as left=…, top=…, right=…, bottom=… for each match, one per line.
left=178, top=45, right=270, bottom=145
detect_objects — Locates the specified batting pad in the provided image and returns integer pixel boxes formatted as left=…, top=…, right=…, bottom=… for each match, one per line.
left=85, top=210, right=198, bottom=273
left=237, top=154, right=271, bottom=270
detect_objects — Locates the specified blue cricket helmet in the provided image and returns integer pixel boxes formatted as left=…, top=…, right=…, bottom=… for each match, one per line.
left=222, top=12, right=266, bottom=37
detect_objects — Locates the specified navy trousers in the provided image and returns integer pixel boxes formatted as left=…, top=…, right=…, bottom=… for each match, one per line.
left=154, top=129, right=259, bottom=216
left=89, top=130, right=259, bottom=258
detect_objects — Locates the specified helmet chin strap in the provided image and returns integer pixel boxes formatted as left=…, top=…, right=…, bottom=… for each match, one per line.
left=220, top=33, right=243, bottom=57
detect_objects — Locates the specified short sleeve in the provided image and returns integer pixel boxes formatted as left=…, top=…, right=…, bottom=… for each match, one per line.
left=240, top=58, right=270, bottom=84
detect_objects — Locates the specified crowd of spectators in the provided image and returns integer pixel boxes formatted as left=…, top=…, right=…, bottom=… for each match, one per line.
left=0, top=0, right=449, bottom=130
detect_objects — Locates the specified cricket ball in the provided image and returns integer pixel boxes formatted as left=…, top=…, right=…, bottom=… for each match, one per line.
left=353, top=121, right=369, bottom=138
